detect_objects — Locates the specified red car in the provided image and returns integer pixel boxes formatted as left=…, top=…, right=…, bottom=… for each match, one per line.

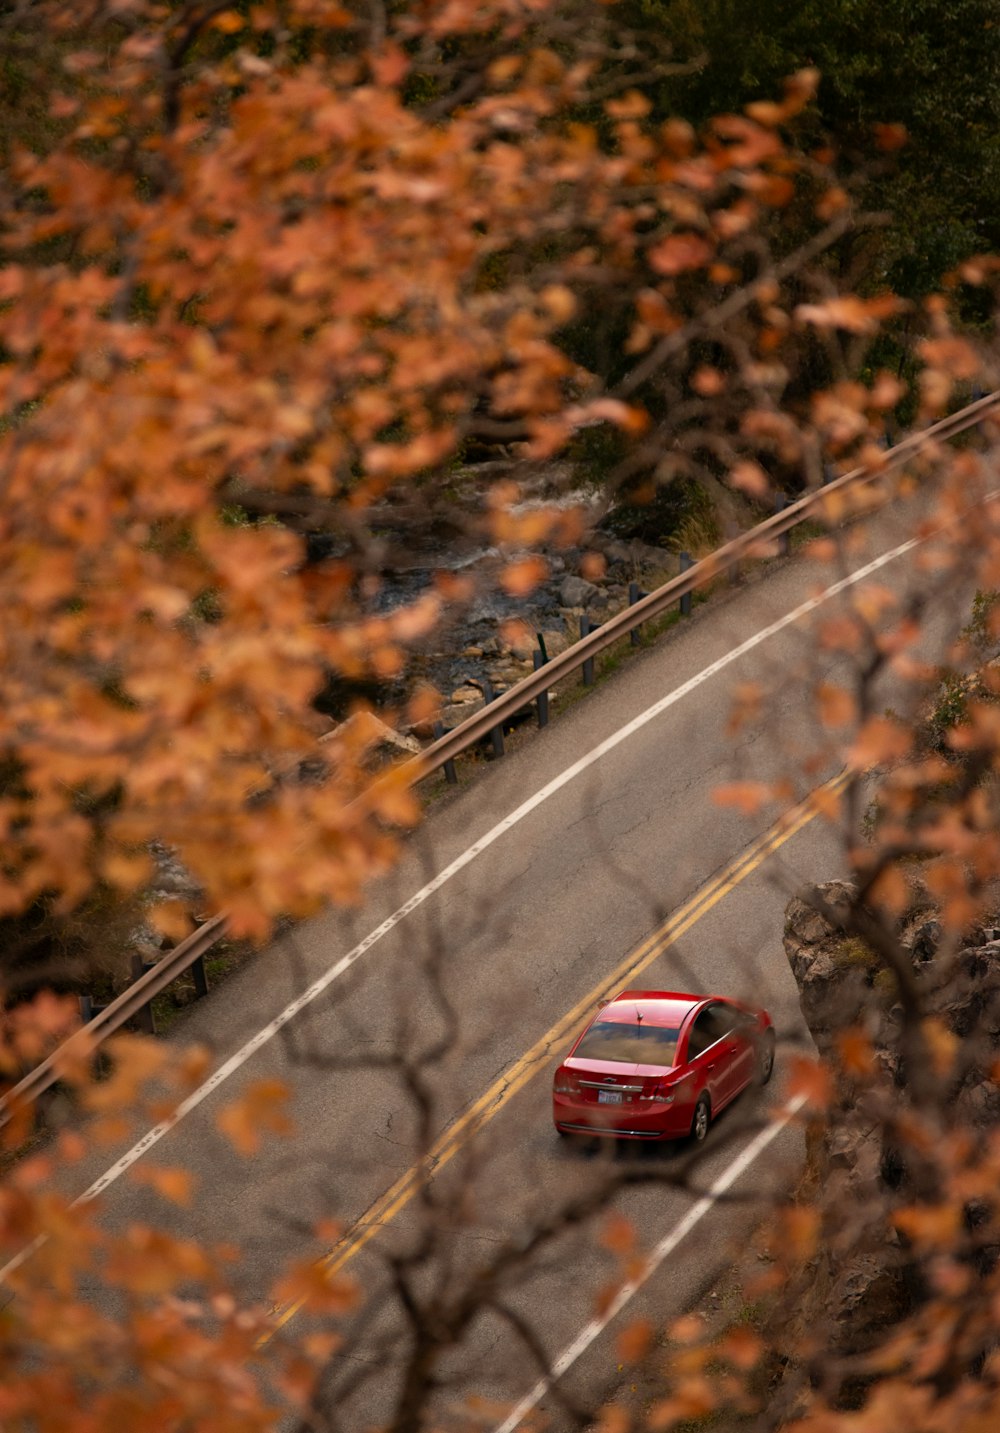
left=553, top=990, right=775, bottom=1143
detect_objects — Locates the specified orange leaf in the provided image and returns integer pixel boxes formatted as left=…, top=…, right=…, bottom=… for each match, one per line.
left=600, top=1211, right=635, bottom=1256
left=893, top=1203, right=960, bottom=1249
left=272, top=1258, right=359, bottom=1315
left=816, top=681, right=855, bottom=728
left=874, top=123, right=908, bottom=151
left=370, top=43, right=408, bottom=87
left=719, top=1325, right=763, bottom=1370
left=217, top=1079, right=293, bottom=1155
left=921, top=1017, right=958, bottom=1077
left=836, top=1028, right=875, bottom=1077
left=712, top=782, right=773, bottom=816
left=849, top=715, right=912, bottom=768
left=779, top=1204, right=820, bottom=1260
left=130, top=1164, right=197, bottom=1207
left=649, top=233, right=713, bottom=277
left=617, top=1317, right=654, bottom=1363
left=691, top=365, right=726, bottom=397
left=785, top=1054, right=832, bottom=1111
left=870, top=863, right=909, bottom=916
left=728, top=461, right=770, bottom=498
left=500, top=556, right=548, bottom=597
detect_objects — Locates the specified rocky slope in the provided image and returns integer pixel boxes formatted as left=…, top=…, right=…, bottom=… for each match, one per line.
left=775, top=880, right=1000, bottom=1406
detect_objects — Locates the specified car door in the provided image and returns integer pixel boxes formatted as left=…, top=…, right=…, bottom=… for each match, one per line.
left=724, top=1004, right=760, bottom=1097
left=685, top=1005, right=733, bottom=1111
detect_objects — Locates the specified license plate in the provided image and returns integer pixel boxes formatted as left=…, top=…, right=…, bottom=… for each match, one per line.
left=598, top=1090, right=624, bottom=1105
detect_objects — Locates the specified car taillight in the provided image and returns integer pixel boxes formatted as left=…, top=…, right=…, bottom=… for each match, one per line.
left=553, top=1069, right=580, bottom=1095
left=639, top=1081, right=675, bottom=1103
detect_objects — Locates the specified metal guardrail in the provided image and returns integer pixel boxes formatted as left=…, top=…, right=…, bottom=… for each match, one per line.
left=409, top=391, right=1000, bottom=780
left=0, top=916, right=227, bottom=1131
left=1, top=390, right=997, bottom=1128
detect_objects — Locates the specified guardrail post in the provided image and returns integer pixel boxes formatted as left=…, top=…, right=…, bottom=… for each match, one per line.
left=532, top=649, right=549, bottom=728
left=192, top=953, right=210, bottom=999
left=774, top=493, right=791, bottom=556
left=480, top=677, right=505, bottom=758
left=129, top=953, right=157, bottom=1035
left=433, top=721, right=458, bottom=784
left=679, top=552, right=693, bottom=616
left=580, top=615, right=597, bottom=685
left=535, top=631, right=549, bottom=663
left=628, top=582, right=648, bottom=646
left=822, top=462, right=836, bottom=487
left=79, top=994, right=94, bottom=1024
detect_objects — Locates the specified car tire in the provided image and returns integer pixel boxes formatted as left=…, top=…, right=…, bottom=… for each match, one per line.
left=691, top=1094, right=711, bottom=1144
left=755, top=1030, right=776, bottom=1086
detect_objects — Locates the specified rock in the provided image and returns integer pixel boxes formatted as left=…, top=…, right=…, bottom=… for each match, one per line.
left=559, top=574, right=599, bottom=608
left=438, top=697, right=484, bottom=727
left=462, top=645, right=484, bottom=659
left=323, top=712, right=421, bottom=763
left=911, top=918, right=942, bottom=962
left=779, top=881, right=1000, bottom=1390
left=450, top=684, right=482, bottom=703
left=782, top=882, right=869, bottom=1053
left=502, top=629, right=538, bottom=661
left=590, top=534, right=633, bottom=565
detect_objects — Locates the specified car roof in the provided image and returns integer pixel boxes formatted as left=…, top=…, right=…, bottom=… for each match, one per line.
left=598, top=990, right=706, bottom=1027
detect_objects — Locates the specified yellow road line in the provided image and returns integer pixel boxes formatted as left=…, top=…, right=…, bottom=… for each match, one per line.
left=261, top=770, right=847, bottom=1343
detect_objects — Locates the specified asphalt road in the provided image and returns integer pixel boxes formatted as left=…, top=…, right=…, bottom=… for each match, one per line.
left=14, top=483, right=983, bottom=1430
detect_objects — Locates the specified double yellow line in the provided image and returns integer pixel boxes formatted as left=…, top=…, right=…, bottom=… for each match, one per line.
left=261, top=769, right=848, bottom=1343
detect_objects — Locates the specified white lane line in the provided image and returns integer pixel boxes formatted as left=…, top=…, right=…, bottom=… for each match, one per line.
left=490, top=1095, right=808, bottom=1433
left=0, top=535, right=918, bottom=1284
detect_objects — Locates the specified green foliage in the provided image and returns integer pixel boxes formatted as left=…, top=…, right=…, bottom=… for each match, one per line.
left=962, top=590, right=1000, bottom=656
left=628, top=0, right=1000, bottom=295
left=919, top=592, right=1000, bottom=754
left=603, top=475, right=717, bottom=548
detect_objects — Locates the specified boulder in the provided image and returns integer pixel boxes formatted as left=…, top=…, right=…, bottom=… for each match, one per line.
left=559, top=574, right=599, bottom=608
left=437, top=697, right=484, bottom=727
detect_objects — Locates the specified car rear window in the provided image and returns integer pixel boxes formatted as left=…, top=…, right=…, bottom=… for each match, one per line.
left=574, top=1021, right=680, bottom=1065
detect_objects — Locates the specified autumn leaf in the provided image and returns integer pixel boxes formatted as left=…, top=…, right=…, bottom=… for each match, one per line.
left=816, top=681, right=855, bottom=728
left=617, top=1317, right=654, bottom=1363
left=728, top=461, right=770, bottom=498
left=835, top=1028, right=875, bottom=1077
left=500, top=556, right=549, bottom=596
left=778, top=1205, right=821, bottom=1261
left=785, top=1054, right=833, bottom=1111
left=719, top=1326, right=763, bottom=1371
left=712, top=782, right=773, bottom=816
left=870, top=862, right=910, bottom=916
left=796, top=295, right=904, bottom=333
left=600, top=1212, right=636, bottom=1257
left=849, top=716, right=913, bottom=768
left=874, top=122, right=908, bottom=151
left=921, top=1018, right=958, bottom=1077
left=216, top=1079, right=293, bottom=1155
left=271, top=1259, right=359, bottom=1316
left=893, top=1204, right=961, bottom=1249
left=129, top=1165, right=197, bottom=1207
left=649, top=233, right=713, bottom=276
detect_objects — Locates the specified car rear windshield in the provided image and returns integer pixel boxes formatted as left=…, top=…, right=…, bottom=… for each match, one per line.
left=574, top=1021, right=680, bottom=1066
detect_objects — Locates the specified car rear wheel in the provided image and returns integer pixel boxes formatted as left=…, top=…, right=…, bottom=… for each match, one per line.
left=691, top=1094, right=711, bottom=1143
left=755, top=1030, right=776, bottom=1086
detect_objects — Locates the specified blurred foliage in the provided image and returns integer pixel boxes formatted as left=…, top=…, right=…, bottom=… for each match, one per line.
left=629, top=0, right=1000, bottom=295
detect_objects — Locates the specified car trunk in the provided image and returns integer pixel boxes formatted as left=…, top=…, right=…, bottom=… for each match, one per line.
left=564, top=1057, right=675, bottom=1108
